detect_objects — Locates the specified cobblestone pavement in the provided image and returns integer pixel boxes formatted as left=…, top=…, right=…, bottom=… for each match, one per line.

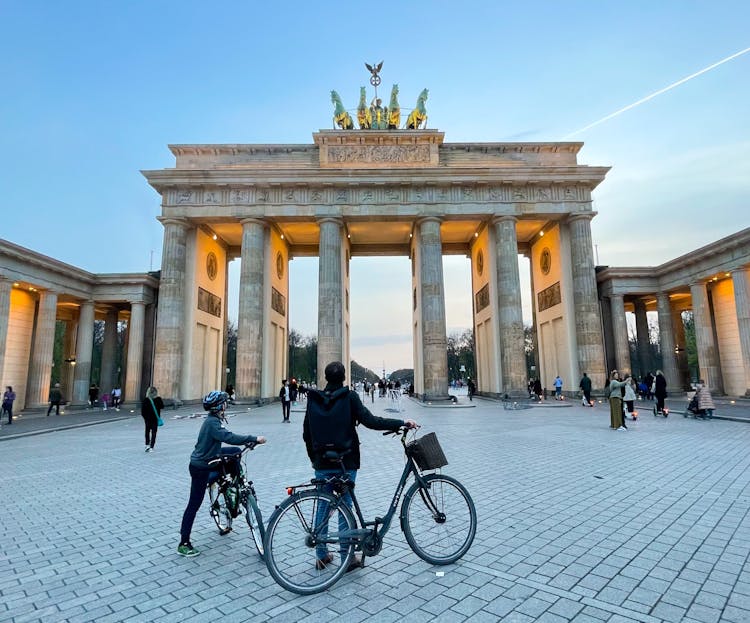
left=2, top=395, right=750, bottom=622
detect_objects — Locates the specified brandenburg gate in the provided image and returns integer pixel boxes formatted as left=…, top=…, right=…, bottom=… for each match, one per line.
left=143, top=128, right=610, bottom=402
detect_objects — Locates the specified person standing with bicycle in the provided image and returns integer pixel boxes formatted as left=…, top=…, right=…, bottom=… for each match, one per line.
left=177, top=390, right=266, bottom=557
left=303, top=361, right=417, bottom=572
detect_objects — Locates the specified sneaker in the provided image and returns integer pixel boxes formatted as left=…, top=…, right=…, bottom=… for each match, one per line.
left=617, top=426, right=627, bottom=431
left=145, top=446, right=150, bottom=452
left=177, top=542, right=199, bottom=557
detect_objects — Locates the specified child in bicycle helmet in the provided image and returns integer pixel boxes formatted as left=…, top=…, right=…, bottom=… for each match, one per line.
left=177, top=391, right=266, bottom=557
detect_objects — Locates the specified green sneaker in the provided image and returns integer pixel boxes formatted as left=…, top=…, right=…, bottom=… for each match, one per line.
left=177, top=542, right=199, bottom=557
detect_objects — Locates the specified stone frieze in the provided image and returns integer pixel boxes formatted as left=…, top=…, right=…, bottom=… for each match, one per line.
left=166, top=183, right=591, bottom=206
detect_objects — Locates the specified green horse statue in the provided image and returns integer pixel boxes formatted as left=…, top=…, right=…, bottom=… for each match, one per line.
left=357, top=86, right=372, bottom=129
left=405, top=88, right=428, bottom=129
left=387, top=84, right=400, bottom=130
left=331, top=90, right=354, bottom=130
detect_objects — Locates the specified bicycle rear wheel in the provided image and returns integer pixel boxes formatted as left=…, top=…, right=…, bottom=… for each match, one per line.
left=242, top=490, right=265, bottom=559
left=401, top=474, right=476, bottom=565
left=264, top=490, right=356, bottom=595
left=208, top=483, right=232, bottom=535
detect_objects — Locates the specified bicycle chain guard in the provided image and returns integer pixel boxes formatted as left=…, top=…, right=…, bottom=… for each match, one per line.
left=362, top=530, right=382, bottom=556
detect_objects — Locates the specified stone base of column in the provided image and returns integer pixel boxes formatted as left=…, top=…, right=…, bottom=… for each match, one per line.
left=417, top=393, right=456, bottom=404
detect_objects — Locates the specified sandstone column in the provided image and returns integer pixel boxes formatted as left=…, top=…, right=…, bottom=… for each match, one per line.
left=633, top=298, right=650, bottom=376
left=125, top=300, right=146, bottom=402
left=0, top=277, right=11, bottom=382
left=609, top=295, right=630, bottom=375
left=62, top=319, right=76, bottom=403
left=417, top=217, right=449, bottom=399
left=568, top=215, right=606, bottom=387
left=152, top=217, right=188, bottom=400
left=690, top=282, right=723, bottom=392
left=317, top=218, right=344, bottom=388
left=100, top=308, right=118, bottom=396
left=73, top=300, right=95, bottom=403
left=493, top=216, right=526, bottom=393
left=656, top=293, right=680, bottom=391
left=27, top=290, right=58, bottom=407
left=236, top=218, right=267, bottom=399
left=732, top=269, right=750, bottom=395
left=671, top=307, right=690, bottom=389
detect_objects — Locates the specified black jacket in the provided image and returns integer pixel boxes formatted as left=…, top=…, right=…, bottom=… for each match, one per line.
left=303, top=382, right=404, bottom=470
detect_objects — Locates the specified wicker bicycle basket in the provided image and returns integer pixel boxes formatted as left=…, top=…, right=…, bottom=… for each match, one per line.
left=407, top=432, right=448, bottom=471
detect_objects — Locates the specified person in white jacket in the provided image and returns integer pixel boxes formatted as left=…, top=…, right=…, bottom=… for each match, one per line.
left=623, top=375, right=638, bottom=421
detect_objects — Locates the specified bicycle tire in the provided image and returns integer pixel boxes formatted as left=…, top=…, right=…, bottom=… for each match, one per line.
left=243, top=491, right=265, bottom=559
left=401, top=474, right=476, bottom=565
left=208, top=482, right=232, bottom=535
left=264, top=490, right=356, bottom=595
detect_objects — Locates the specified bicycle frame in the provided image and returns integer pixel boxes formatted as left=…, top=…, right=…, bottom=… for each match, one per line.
left=303, top=431, right=442, bottom=552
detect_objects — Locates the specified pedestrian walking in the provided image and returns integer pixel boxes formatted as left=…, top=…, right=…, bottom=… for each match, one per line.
left=88, top=383, right=99, bottom=409
left=623, top=375, right=638, bottom=421
left=579, top=373, right=593, bottom=406
left=279, top=379, right=291, bottom=422
left=553, top=375, right=563, bottom=400
left=466, top=378, right=476, bottom=401
left=653, top=370, right=668, bottom=415
left=111, top=386, right=122, bottom=410
left=694, top=380, right=716, bottom=419
left=644, top=372, right=654, bottom=400
left=47, top=382, right=63, bottom=416
left=608, top=370, right=628, bottom=430
left=532, top=378, right=543, bottom=402
left=141, top=386, right=164, bottom=452
left=2, top=386, right=16, bottom=425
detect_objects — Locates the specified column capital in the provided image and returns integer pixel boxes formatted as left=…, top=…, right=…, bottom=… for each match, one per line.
left=491, top=215, right=518, bottom=226
left=566, top=212, right=594, bottom=225
left=157, top=216, right=189, bottom=229
left=415, top=216, right=442, bottom=227
left=610, top=293, right=625, bottom=301
left=240, top=217, right=267, bottom=228
left=129, top=299, right=147, bottom=307
left=316, top=217, right=343, bottom=229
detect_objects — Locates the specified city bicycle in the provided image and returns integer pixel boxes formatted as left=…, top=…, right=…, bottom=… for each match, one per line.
left=207, top=442, right=265, bottom=558
left=263, top=428, right=476, bottom=594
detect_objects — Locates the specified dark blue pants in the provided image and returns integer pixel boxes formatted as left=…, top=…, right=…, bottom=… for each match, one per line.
left=179, top=447, right=241, bottom=543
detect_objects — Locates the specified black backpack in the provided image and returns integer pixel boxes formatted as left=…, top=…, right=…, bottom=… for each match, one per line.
left=306, top=387, right=354, bottom=459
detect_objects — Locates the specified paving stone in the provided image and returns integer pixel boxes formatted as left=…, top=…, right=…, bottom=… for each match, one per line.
left=651, top=601, right=688, bottom=623
left=6, top=402, right=750, bottom=623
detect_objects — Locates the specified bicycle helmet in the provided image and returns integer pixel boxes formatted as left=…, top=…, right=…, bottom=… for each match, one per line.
left=202, top=390, right=229, bottom=412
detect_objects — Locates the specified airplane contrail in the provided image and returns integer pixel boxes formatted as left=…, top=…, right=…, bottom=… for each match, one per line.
left=564, top=46, right=750, bottom=139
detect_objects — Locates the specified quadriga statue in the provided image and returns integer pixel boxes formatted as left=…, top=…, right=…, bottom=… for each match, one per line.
left=387, top=84, right=400, bottom=130
left=357, top=86, right=372, bottom=129
left=405, top=88, right=428, bottom=129
left=331, top=90, right=354, bottom=130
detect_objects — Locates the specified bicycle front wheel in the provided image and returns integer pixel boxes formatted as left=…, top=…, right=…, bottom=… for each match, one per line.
left=401, top=474, right=476, bottom=565
left=264, top=490, right=356, bottom=595
left=242, top=491, right=265, bottom=559
left=208, top=483, right=232, bottom=535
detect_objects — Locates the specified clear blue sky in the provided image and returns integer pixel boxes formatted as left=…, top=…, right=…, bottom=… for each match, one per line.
left=2, top=1, right=748, bottom=373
